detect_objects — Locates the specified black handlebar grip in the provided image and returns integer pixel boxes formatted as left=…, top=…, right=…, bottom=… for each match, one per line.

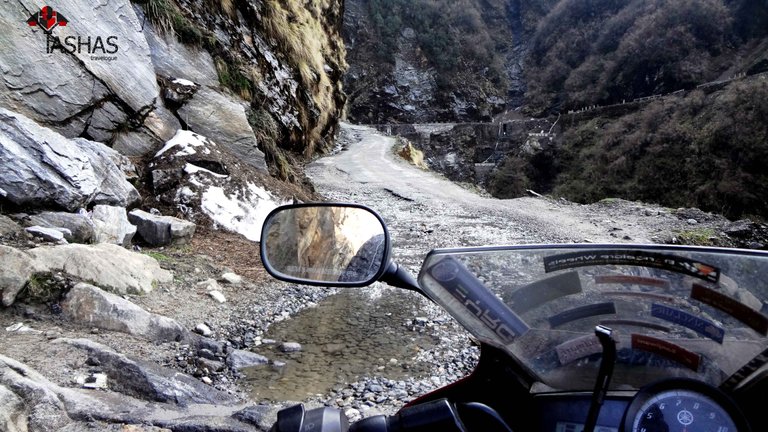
left=349, top=415, right=389, bottom=432
left=271, top=405, right=349, bottom=432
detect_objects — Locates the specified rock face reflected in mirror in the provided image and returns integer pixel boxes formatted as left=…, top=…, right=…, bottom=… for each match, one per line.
left=263, top=206, right=387, bottom=284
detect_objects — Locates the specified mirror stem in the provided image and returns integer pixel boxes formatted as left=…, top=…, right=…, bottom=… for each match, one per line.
left=381, top=261, right=427, bottom=297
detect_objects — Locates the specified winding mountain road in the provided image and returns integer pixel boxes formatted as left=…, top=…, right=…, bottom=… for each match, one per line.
left=307, top=123, right=650, bottom=271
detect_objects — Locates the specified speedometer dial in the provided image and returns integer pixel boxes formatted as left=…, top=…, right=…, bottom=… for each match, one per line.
left=622, top=379, right=751, bottom=432
left=630, top=390, right=735, bottom=432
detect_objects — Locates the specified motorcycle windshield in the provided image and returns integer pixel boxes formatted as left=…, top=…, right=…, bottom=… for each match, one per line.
left=418, top=245, right=768, bottom=392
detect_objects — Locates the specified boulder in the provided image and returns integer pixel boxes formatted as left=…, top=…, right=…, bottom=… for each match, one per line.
left=0, top=384, right=26, bottom=432
left=724, top=219, right=755, bottom=238
left=29, top=243, right=172, bottom=295
left=0, top=352, right=259, bottom=431
left=226, top=349, right=269, bottom=370
left=177, top=87, right=268, bottom=172
left=0, top=2, right=109, bottom=125
left=0, top=215, right=22, bottom=238
left=162, top=79, right=199, bottom=104
left=25, top=226, right=67, bottom=243
left=0, top=246, right=44, bottom=307
left=64, top=338, right=239, bottom=406
left=0, top=356, right=73, bottom=431
left=128, top=209, right=196, bottom=246
left=62, top=283, right=187, bottom=343
left=91, top=205, right=137, bottom=247
left=27, top=211, right=94, bottom=243
left=0, top=109, right=140, bottom=211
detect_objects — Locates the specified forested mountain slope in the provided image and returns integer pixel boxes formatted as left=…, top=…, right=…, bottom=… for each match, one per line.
left=344, top=0, right=768, bottom=120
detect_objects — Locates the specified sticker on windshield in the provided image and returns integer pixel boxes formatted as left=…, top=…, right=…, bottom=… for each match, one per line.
left=507, top=271, right=582, bottom=312
left=691, top=284, right=768, bottom=336
left=650, top=303, right=725, bottom=343
left=556, top=334, right=604, bottom=365
left=548, top=302, right=616, bottom=328
left=427, top=257, right=530, bottom=343
left=543, top=251, right=720, bottom=283
left=631, top=334, right=701, bottom=371
left=594, top=274, right=669, bottom=288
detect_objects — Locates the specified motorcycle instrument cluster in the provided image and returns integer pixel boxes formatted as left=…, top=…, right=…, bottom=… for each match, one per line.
left=620, top=379, right=748, bottom=432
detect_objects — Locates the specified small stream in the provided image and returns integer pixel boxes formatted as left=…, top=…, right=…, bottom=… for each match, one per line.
left=244, top=285, right=437, bottom=401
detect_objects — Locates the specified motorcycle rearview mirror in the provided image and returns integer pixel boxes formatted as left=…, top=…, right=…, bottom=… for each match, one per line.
left=261, top=203, right=394, bottom=287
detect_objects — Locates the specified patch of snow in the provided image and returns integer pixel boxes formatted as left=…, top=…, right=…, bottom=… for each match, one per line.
left=155, top=130, right=208, bottom=158
left=177, top=186, right=195, bottom=202
left=200, top=183, right=286, bottom=241
left=172, top=78, right=196, bottom=86
left=184, top=163, right=229, bottom=179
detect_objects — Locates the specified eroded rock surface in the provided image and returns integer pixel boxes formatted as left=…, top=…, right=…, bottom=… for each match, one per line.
left=129, top=209, right=196, bottom=246
left=29, top=243, right=172, bottom=295
left=62, top=283, right=187, bottom=343
left=0, top=109, right=140, bottom=211
left=91, top=205, right=137, bottom=247
left=177, top=86, right=268, bottom=172
left=27, top=211, right=95, bottom=244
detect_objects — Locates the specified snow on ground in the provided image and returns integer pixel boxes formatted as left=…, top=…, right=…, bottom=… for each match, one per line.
left=200, top=183, right=288, bottom=241
left=172, top=78, right=196, bottom=86
left=184, top=163, right=228, bottom=178
left=155, top=130, right=210, bottom=158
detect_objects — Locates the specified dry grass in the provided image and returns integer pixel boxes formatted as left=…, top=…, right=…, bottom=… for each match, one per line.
left=261, top=0, right=346, bottom=154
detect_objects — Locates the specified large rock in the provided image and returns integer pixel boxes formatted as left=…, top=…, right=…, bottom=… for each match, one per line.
left=0, top=356, right=73, bottom=431
left=25, top=226, right=67, bottom=243
left=177, top=86, right=268, bottom=172
left=0, top=0, right=178, bottom=146
left=91, top=205, right=137, bottom=247
left=27, top=211, right=94, bottom=243
left=0, top=109, right=140, bottom=211
left=0, top=215, right=22, bottom=238
left=0, top=2, right=109, bottom=125
left=60, top=339, right=237, bottom=406
left=62, top=283, right=187, bottom=343
left=128, top=209, right=196, bottom=246
left=0, top=352, right=267, bottom=431
left=0, top=246, right=44, bottom=307
left=0, top=384, right=26, bottom=432
left=29, top=243, right=172, bottom=295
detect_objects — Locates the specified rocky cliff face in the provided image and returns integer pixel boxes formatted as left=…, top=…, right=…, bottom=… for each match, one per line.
left=343, top=0, right=515, bottom=123
left=0, top=1, right=347, bottom=429
left=1, top=0, right=346, bottom=180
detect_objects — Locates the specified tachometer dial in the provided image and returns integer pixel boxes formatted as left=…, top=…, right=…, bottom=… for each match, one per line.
left=622, top=379, right=750, bottom=432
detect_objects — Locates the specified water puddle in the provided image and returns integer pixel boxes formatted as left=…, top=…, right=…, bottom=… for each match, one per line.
left=244, top=286, right=437, bottom=401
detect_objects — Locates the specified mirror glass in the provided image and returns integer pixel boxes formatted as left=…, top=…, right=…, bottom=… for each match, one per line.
left=262, top=205, right=388, bottom=285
